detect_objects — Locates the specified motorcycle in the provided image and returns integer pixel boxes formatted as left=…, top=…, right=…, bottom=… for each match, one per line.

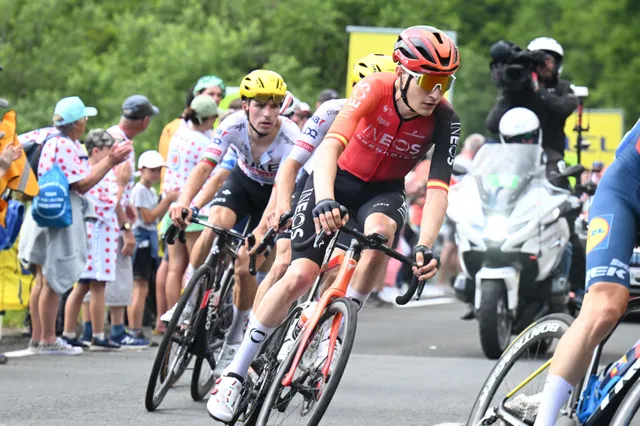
left=446, top=142, right=584, bottom=359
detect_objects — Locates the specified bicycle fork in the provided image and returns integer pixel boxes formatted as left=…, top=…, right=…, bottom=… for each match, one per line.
left=282, top=255, right=358, bottom=387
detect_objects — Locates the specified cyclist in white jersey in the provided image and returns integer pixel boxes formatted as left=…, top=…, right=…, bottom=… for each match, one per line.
left=168, top=69, right=301, bottom=376
left=206, top=53, right=397, bottom=423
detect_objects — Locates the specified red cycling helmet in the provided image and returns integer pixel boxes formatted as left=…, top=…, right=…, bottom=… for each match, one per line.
left=393, top=26, right=460, bottom=75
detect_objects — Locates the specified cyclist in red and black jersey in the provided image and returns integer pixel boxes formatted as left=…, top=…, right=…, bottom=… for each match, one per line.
left=207, top=25, right=461, bottom=422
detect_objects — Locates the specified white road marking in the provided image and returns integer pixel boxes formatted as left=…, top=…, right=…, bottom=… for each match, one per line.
left=4, top=349, right=36, bottom=358
left=395, top=297, right=456, bottom=308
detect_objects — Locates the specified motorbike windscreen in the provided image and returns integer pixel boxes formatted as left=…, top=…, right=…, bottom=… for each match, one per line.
left=470, top=144, right=546, bottom=211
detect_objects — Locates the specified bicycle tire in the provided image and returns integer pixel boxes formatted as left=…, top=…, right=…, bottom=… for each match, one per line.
left=144, top=265, right=211, bottom=411
left=467, top=313, right=574, bottom=425
left=257, top=297, right=358, bottom=426
left=190, top=268, right=236, bottom=401
left=238, top=306, right=304, bottom=426
left=610, top=377, right=640, bottom=426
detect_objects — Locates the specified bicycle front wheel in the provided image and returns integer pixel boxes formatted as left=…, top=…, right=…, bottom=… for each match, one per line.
left=257, top=297, right=358, bottom=426
left=144, top=265, right=211, bottom=411
left=467, top=313, right=574, bottom=425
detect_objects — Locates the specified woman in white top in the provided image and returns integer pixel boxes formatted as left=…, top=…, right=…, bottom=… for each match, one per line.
left=161, top=95, right=219, bottom=312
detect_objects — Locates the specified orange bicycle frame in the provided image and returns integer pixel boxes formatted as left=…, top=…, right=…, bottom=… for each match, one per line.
left=281, top=253, right=357, bottom=386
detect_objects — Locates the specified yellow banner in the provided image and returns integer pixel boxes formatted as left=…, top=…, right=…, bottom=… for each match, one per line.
left=562, top=108, right=624, bottom=167
left=345, top=26, right=457, bottom=104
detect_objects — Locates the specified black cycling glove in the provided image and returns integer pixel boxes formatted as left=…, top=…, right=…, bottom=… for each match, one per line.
left=312, top=198, right=341, bottom=219
left=413, top=245, right=441, bottom=269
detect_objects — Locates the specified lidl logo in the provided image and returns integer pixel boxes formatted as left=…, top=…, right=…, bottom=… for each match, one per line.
left=586, top=215, right=613, bottom=253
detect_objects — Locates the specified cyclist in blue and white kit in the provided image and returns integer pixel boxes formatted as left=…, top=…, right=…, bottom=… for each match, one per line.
left=250, top=54, right=398, bottom=313
left=168, top=69, right=301, bottom=376
left=534, top=118, right=640, bottom=425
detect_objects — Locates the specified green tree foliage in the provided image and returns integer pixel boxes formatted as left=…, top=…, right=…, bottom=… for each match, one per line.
left=0, top=0, right=637, bottom=152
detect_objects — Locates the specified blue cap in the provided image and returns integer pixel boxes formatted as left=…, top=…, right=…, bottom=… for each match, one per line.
left=53, top=96, right=98, bottom=125
left=122, top=95, right=160, bottom=119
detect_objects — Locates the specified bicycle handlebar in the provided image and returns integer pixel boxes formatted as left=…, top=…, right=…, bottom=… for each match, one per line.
left=248, top=211, right=293, bottom=276
left=291, top=205, right=433, bottom=305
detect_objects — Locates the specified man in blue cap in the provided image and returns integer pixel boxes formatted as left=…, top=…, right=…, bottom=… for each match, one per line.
left=81, top=94, right=159, bottom=348
left=19, top=95, right=132, bottom=355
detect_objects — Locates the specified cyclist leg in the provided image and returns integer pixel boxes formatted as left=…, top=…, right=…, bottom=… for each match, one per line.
left=346, top=191, right=407, bottom=309
left=253, top=238, right=291, bottom=309
left=215, top=174, right=275, bottom=375
left=207, top=177, right=325, bottom=421
left=534, top=159, right=638, bottom=426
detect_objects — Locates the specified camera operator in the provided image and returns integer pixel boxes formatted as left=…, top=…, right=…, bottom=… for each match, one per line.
left=486, top=37, right=578, bottom=184
left=486, top=37, right=585, bottom=299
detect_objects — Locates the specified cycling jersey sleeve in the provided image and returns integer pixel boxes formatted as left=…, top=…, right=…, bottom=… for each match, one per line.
left=324, top=78, right=382, bottom=147
left=287, top=99, right=345, bottom=166
left=219, top=145, right=239, bottom=171
left=426, top=105, right=461, bottom=193
left=201, top=116, right=235, bottom=168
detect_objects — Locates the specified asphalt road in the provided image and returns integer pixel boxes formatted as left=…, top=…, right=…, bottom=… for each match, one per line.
left=2, top=297, right=639, bottom=426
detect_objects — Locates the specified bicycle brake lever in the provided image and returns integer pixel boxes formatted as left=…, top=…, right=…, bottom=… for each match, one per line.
left=416, top=279, right=426, bottom=301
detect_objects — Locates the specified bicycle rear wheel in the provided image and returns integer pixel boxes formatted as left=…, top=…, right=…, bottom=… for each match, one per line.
left=144, top=266, right=211, bottom=411
left=257, top=297, right=358, bottom=426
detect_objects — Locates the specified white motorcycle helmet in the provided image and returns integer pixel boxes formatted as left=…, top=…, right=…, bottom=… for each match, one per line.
left=498, top=107, right=543, bottom=145
left=527, top=37, right=564, bottom=74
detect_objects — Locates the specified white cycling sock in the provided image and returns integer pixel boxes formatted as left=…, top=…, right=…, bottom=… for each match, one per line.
left=226, top=306, right=251, bottom=343
left=345, top=286, right=369, bottom=312
left=256, top=271, right=268, bottom=286
left=225, top=313, right=276, bottom=379
left=533, top=375, right=574, bottom=426
left=184, top=264, right=196, bottom=287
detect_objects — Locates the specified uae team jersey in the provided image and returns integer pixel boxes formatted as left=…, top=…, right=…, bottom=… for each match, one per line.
left=326, top=73, right=461, bottom=192
left=201, top=111, right=301, bottom=185
left=287, top=98, right=347, bottom=174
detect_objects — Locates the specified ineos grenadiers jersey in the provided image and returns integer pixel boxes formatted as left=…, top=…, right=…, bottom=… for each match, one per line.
left=286, top=98, right=347, bottom=174
left=326, top=73, right=461, bottom=192
left=201, top=111, right=301, bottom=185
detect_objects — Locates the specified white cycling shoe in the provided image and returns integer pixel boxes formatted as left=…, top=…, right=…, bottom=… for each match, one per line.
left=313, top=337, right=342, bottom=374
left=160, top=301, right=193, bottom=325
left=213, top=341, right=241, bottom=377
left=207, top=374, right=244, bottom=423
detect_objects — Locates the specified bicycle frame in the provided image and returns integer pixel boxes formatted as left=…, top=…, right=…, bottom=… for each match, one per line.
left=282, top=232, right=363, bottom=387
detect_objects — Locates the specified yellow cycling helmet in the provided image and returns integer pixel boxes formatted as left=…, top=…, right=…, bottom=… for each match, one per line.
left=240, top=70, right=288, bottom=105
left=351, top=53, right=397, bottom=85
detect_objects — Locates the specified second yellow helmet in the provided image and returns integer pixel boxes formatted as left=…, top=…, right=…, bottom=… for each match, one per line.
left=351, top=53, right=397, bottom=85
left=240, top=69, right=288, bottom=104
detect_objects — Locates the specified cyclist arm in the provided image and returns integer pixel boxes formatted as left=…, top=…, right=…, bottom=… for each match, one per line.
left=417, top=108, right=461, bottom=250
left=274, top=158, right=301, bottom=226
left=192, top=146, right=237, bottom=210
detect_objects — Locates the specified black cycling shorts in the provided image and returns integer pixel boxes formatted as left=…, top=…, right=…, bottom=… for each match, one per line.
left=210, top=165, right=272, bottom=232
left=291, top=167, right=407, bottom=266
